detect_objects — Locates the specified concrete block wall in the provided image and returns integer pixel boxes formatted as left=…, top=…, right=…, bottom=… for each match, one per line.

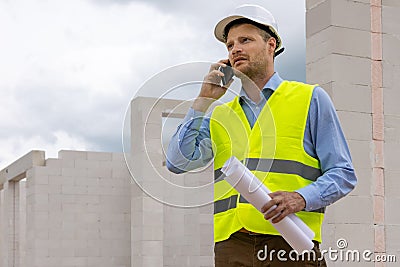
left=0, top=151, right=45, bottom=267
left=307, top=0, right=399, bottom=266
left=130, top=97, right=214, bottom=267
left=306, top=1, right=374, bottom=263
left=35, top=151, right=130, bottom=267
left=0, top=98, right=213, bottom=267
left=382, top=0, right=400, bottom=260
left=0, top=181, right=15, bottom=267
left=0, top=150, right=131, bottom=267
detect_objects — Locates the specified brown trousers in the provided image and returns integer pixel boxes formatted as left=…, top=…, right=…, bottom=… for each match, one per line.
left=214, top=232, right=327, bottom=267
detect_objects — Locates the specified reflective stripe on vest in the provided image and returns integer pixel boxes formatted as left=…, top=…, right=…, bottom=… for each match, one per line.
left=214, top=194, right=325, bottom=215
left=214, top=158, right=322, bottom=183
left=210, top=81, right=325, bottom=243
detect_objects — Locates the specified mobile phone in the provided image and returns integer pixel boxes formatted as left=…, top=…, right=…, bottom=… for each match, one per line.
left=219, top=61, right=234, bottom=86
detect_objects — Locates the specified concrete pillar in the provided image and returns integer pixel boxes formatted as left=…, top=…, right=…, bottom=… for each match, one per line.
left=307, top=0, right=399, bottom=265
left=131, top=97, right=165, bottom=267
left=0, top=181, right=16, bottom=267
left=15, top=180, right=27, bottom=267
left=130, top=97, right=214, bottom=267
left=382, top=0, right=400, bottom=261
left=307, top=0, right=374, bottom=266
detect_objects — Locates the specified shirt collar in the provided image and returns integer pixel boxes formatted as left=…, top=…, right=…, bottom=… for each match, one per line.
left=263, top=72, right=284, bottom=92
left=239, top=72, right=284, bottom=100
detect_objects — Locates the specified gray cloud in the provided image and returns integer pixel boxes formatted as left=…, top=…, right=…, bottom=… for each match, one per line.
left=0, top=0, right=305, bottom=169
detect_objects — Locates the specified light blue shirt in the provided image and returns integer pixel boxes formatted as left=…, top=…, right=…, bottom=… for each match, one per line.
left=166, top=73, right=357, bottom=211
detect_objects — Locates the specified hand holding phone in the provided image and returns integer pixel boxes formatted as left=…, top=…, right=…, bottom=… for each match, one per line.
left=193, top=60, right=233, bottom=112
left=219, top=61, right=234, bottom=86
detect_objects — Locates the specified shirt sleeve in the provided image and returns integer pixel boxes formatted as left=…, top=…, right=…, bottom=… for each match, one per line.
left=296, top=86, right=357, bottom=211
left=166, top=108, right=213, bottom=174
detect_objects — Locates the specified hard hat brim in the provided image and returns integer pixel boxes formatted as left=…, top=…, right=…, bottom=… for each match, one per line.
left=214, top=15, right=244, bottom=42
left=214, top=15, right=282, bottom=50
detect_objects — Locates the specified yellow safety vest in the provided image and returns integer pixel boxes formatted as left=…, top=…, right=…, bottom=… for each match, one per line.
left=210, top=80, right=324, bottom=243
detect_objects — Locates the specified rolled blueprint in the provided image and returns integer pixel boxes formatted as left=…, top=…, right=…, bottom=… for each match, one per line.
left=260, top=182, right=315, bottom=240
left=221, top=156, right=315, bottom=253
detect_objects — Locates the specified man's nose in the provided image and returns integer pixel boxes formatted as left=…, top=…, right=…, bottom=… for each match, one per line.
left=231, top=43, right=242, bottom=55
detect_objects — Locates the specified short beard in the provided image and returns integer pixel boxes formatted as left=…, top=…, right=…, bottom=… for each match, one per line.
left=237, top=60, right=267, bottom=82
left=237, top=46, right=269, bottom=82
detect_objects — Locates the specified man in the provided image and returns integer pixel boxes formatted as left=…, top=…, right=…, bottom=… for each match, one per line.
left=166, top=4, right=357, bottom=266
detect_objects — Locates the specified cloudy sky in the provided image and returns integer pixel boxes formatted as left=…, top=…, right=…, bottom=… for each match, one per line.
left=0, top=0, right=305, bottom=169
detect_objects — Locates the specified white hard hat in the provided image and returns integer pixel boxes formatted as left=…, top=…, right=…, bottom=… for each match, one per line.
left=214, top=4, right=282, bottom=51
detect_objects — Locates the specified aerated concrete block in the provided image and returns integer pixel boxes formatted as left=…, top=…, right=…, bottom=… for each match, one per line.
left=331, top=0, right=370, bottom=31
left=332, top=55, right=371, bottom=86
left=383, top=33, right=400, bottom=65
left=307, top=0, right=370, bottom=38
left=58, top=150, right=88, bottom=160
left=383, top=61, right=400, bottom=89
left=329, top=83, right=371, bottom=114
left=385, top=115, right=400, bottom=144
left=142, top=255, right=163, bottom=267
left=349, top=168, right=371, bottom=197
left=133, top=226, right=163, bottom=241
left=142, top=241, right=163, bottom=256
left=385, top=170, right=400, bottom=198
left=87, top=168, right=112, bottom=178
left=384, top=88, right=400, bottom=116
left=198, top=255, right=213, bottom=267
left=308, top=54, right=371, bottom=87
left=334, top=223, right=374, bottom=252
left=337, top=111, right=372, bottom=141
left=385, top=225, right=400, bottom=255
left=382, top=5, right=400, bottom=36
left=384, top=143, right=400, bottom=171
left=306, top=0, right=326, bottom=10
left=385, top=197, right=400, bottom=224
left=61, top=257, right=87, bottom=266
left=74, top=159, right=101, bottom=169
left=61, top=185, right=88, bottom=195
left=142, top=210, right=163, bottom=227
left=328, top=196, right=373, bottom=224
left=307, top=27, right=371, bottom=63
left=306, top=0, right=331, bottom=37
left=307, top=54, right=333, bottom=85
left=87, top=152, right=113, bottom=161
left=61, top=168, right=88, bottom=178
left=347, top=140, right=372, bottom=170
left=33, top=256, right=60, bottom=266
left=48, top=175, right=74, bottom=186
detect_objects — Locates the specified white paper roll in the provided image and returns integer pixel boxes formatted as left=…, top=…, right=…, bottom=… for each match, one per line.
left=221, top=156, right=315, bottom=253
left=259, top=179, right=315, bottom=240
left=287, top=214, right=315, bottom=240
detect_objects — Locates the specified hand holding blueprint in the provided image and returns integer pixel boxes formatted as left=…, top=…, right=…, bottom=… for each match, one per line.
left=221, top=156, right=315, bottom=253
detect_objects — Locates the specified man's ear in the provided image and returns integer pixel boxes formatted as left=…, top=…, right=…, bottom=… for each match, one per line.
left=267, top=37, right=277, bottom=54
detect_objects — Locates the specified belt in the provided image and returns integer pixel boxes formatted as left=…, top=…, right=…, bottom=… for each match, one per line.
left=237, top=228, right=320, bottom=246
left=238, top=228, right=267, bottom=236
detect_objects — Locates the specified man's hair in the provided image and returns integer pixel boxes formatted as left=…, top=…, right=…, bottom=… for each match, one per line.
left=222, top=18, right=275, bottom=43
